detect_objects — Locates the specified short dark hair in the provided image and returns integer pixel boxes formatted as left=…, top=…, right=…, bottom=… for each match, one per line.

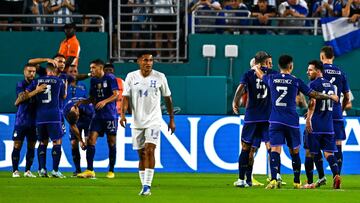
left=53, top=53, right=66, bottom=59
left=90, top=59, right=105, bottom=67
left=46, top=62, right=56, bottom=72
left=321, top=46, right=334, bottom=59
left=137, top=51, right=156, bottom=59
left=308, top=60, right=324, bottom=73
left=254, top=51, right=271, bottom=64
left=104, top=62, right=115, bottom=70
left=278, top=54, right=293, bottom=70
left=24, top=63, right=36, bottom=69
left=66, top=110, right=78, bottom=125
left=64, top=22, right=76, bottom=29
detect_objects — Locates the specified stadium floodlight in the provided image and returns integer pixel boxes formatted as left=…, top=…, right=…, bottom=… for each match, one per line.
left=225, top=45, right=238, bottom=78
left=202, top=44, right=216, bottom=76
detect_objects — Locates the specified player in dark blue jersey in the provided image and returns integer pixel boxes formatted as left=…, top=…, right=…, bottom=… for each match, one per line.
left=11, top=64, right=46, bottom=178
left=17, top=63, right=67, bottom=178
left=320, top=46, right=351, bottom=175
left=254, top=54, right=338, bottom=189
left=64, top=97, right=94, bottom=176
left=233, top=51, right=277, bottom=187
left=77, top=59, right=119, bottom=179
left=302, top=60, right=341, bottom=189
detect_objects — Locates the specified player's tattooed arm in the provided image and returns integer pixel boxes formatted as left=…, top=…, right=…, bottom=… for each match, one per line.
left=305, top=98, right=316, bottom=134
left=232, top=84, right=245, bottom=115
left=309, top=90, right=339, bottom=102
left=254, top=64, right=264, bottom=79
left=14, top=84, right=47, bottom=106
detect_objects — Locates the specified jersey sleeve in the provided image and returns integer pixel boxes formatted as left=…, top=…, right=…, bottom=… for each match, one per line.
left=239, top=72, right=249, bottom=85
left=262, top=74, right=270, bottom=86
left=68, top=40, right=80, bottom=57
left=16, top=82, right=24, bottom=96
left=297, top=78, right=312, bottom=96
left=122, top=74, right=132, bottom=97
left=160, top=73, right=171, bottom=97
left=26, top=79, right=37, bottom=92
left=109, top=75, right=119, bottom=92
left=342, top=73, right=350, bottom=93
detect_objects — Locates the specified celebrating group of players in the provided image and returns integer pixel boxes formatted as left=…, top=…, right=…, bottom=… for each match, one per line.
left=232, top=46, right=350, bottom=189
left=11, top=51, right=175, bottom=196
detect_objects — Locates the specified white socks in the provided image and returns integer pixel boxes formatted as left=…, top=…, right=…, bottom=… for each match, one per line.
left=143, top=168, right=154, bottom=187
left=139, top=170, right=145, bottom=185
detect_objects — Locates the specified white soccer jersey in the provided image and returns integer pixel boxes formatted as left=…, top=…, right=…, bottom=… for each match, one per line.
left=123, top=70, right=171, bottom=128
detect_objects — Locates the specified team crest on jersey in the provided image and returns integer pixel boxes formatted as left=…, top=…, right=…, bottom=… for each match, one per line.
left=150, top=80, right=157, bottom=88
left=103, top=81, right=108, bottom=88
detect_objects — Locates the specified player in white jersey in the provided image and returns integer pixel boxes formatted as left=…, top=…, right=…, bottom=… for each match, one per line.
left=120, top=51, right=176, bottom=196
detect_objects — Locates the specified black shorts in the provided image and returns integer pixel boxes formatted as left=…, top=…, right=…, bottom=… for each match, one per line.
left=152, top=16, right=176, bottom=31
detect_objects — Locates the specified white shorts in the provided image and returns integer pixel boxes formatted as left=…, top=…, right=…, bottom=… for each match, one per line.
left=131, top=126, right=160, bottom=150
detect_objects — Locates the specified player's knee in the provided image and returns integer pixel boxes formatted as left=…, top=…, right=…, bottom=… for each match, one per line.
left=241, top=142, right=251, bottom=151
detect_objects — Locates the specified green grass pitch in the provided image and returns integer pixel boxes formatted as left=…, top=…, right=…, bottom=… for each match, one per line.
left=1, top=172, right=360, bottom=203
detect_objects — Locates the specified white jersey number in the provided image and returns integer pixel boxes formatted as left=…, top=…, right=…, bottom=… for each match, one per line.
left=256, top=78, right=267, bottom=99
left=42, top=85, right=52, bottom=104
left=320, top=90, right=334, bottom=111
left=275, top=86, right=288, bottom=107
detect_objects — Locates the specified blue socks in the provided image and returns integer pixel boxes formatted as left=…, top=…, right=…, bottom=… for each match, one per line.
left=25, top=147, right=35, bottom=171
left=11, top=148, right=20, bottom=172
left=52, top=145, right=62, bottom=171
left=291, top=153, right=301, bottom=183
left=86, top=145, right=95, bottom=171
left=270, top=151, right=280, bottom=180
left=38, top=144, right=47, bottom=170
left=305, top=156, right=314, bottom=184
left=326, top=155, right=339, bottom=177
left=238, top=150, right=250, bottom=180
left=109, top=144, right=116, bottom=172
left=72, top=147, right=81, bottom=173
left=314, top=152, right=325, bottom=179
left=335, top=145, right=343, bottom=174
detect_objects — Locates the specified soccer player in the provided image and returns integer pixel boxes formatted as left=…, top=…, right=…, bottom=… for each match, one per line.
left=254, top=55, right=338, bottom=189
left=76, top=59, right=119, bottom=179
left=64, top=97, right=95, bottom=176
left=320, top=46, right=351, bottom=175
left=302, top=60, right=341, bottom=189
left=16, top=62, right=67, bottom=178
left=120, top=52, right=175, bottom=196
left=232, top=51, right=277, bottom=187
left=11, top=63, right=46, bottom=178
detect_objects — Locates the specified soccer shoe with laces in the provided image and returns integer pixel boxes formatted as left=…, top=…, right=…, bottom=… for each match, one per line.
left=265, top=180, right=279, bottom=189
left=333, top=175, right=341, bottom=189
left=315, top=176, right=327, bottom=188
left=233, top=179, right=249, bottom=188
left=77, top=170, right=96, bottom=178
left=51, top=170, right=66, bottom=178
left=38, top=169, right=49, bottom=177
left=139, top=185, right=151, bottom=196
left=106, top=171, right=115, bottom=179
left=24, top=170, right=36, bottom=178
left=293, top=182, right=302, bottom=189
left=12, top=170, right=20, bottom=178
left=252, top=177, right=264, bottom=186
left=302, top=183, right=315, bottom=189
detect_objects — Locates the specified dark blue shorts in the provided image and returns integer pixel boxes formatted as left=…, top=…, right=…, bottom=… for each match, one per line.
left=308, top=133, right=337, bottom=154
left=89, top=118, right=118, bottom=137
left=241, top=122, right=269, bottom=148
left=12, top=126, right=37, bottom=142
left=36, top=123, right=64, bottom=141
left=269, top=123, right=301, bottom=149
left=69, top=122, right=90, bottom=140
left=333, top=121, right=346, bottom=141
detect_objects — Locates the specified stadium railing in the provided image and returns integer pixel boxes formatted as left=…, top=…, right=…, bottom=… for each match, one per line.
left=0, top=14, right=105, bottom=32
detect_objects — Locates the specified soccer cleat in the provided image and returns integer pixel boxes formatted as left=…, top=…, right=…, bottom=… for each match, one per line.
left=315, top=176, right=327, bottom=188
left=77, top=170, right=96, bottom=178
left=233, top=179, right=249, bottom=188
left=106, top=171, right=115, bottom=179
left=71, top=171, right=81, bottom=177
left=333, top=175, right=341, bottom=189
left=139, top=185, right=151, bottom=196
left=51, top=170, right=66, bottom=178
left=252, top=177, right=264, bottom=186
left=12, top=170, right=20, bottom=178
left=265, top=180, right=279, bottom=189
left=293, top=182, right=302, bottom=189
left=302, top=183, right=315, bottom=189
left=277, top=173, right=287, bottom=185
left=24, top=170, right=36, bottom=178
left=38, top=169, right=49, bottom=178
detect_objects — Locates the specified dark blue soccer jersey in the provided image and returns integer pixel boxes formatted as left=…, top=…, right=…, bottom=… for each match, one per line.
left=308, top=77, right=335, bottom=133
left=58, top=73, right=74, bottom=111
left=322, top=64, right=350, bottom=121
left=262, top=73, right=312, bottom=128
left=90, top=73, right=119, bottom=120
left=240, top=67, right=278, bottom=122
left=15, top=80, right=36, bottom=128
left=27, top=75, right=65, bottom=123
left=65, top=81, right=87, bottom=103
left=64, top=97, right=94, bottom=126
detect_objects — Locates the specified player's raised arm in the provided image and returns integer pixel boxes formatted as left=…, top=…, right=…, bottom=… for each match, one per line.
left=253, top=64, right=264, bottom=79
left=308, top=90, right=339, bottom=102
left=14, top=83, right=47, bottom=106
left=164, top=96, right=175, bottom=134
left=305, top=98, right=316, bottom=134
left=232, top=84, right=246, bottom=115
